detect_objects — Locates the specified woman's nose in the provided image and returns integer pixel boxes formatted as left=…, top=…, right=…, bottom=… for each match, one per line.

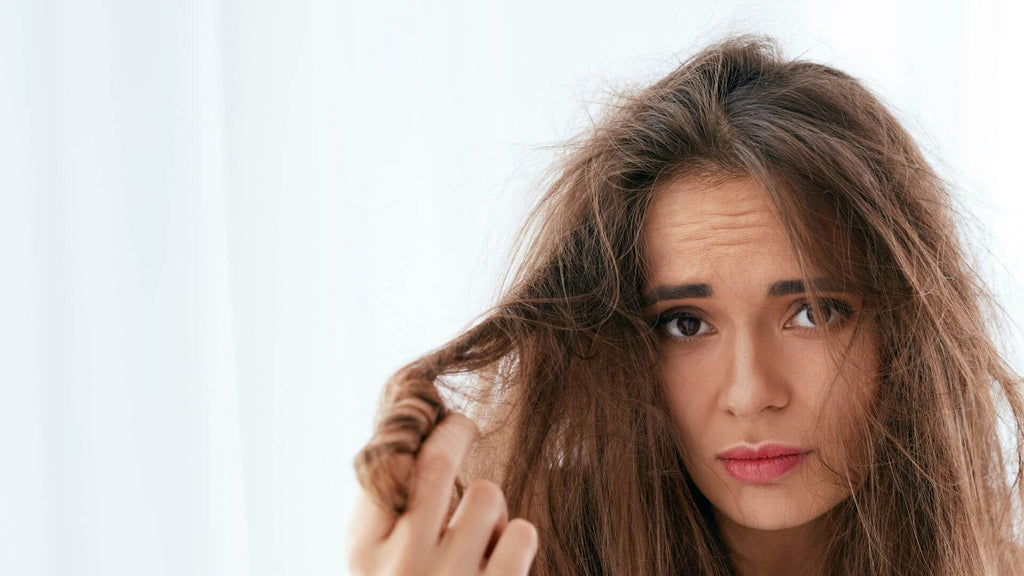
left=717, top=328, right=790, bottom=418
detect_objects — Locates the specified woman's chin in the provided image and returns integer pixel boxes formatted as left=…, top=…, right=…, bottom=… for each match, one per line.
left=712, top=493, right=823, bottom=532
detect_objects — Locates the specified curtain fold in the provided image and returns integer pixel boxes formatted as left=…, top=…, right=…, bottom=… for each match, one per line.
left=1, top=1, right=251, bottom=574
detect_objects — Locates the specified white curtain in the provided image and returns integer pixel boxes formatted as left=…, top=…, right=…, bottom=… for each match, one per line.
left=2, top=1, right=1020, bottom=575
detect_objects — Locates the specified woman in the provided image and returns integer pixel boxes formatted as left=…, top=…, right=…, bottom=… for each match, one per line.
left=344, top=33, right=1024, bottom=575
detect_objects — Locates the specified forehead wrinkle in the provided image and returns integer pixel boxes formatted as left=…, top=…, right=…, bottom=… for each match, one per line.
left=653, top=217, right=782, bottom=252
left=694, top=203, right=776, bottom=219
left=645, top=178, right=791, bottom=263
left=647, top=197, right=780, bottom=235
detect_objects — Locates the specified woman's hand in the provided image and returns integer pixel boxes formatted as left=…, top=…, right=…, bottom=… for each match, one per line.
left=345, top=412, right=539, bottom=575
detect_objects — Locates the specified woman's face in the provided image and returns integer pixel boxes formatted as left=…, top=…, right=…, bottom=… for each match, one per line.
left=641, top=176, right=879, bottom=532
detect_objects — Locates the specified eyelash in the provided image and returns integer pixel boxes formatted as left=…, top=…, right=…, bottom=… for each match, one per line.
left=652, top=298, right=856, bottom=345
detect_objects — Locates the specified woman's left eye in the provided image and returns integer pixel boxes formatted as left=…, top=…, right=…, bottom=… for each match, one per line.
left=790, top=298, right=855, bottom=329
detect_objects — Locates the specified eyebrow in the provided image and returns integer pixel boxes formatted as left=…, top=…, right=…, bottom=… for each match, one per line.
left=641, top=276, right=848, bottom=308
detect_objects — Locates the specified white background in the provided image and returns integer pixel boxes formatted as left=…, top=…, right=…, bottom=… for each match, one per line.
left=2, top=1, right=1022, bottom=575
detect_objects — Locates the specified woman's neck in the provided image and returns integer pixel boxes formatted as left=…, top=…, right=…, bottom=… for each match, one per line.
left=713, top=509, right=829, bottom=576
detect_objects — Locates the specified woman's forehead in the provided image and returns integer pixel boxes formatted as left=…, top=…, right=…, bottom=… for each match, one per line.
left=639, top=176, right=852, bottom=306
left=643, top=177, right=793, bottom=264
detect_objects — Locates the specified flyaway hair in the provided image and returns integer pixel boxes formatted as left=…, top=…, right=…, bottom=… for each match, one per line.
left=354, top=32, right=1024, bottom=575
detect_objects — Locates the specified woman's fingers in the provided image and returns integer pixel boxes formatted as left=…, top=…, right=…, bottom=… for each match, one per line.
left=402, top=412, right=481, bottom=537
left=345, top=451, right=414, bottom=554
left=438, top=479, right=509, bottom=573
left=482, top=518, right=539, bottom=576
left=345, top=487, right=391, bottom=571
left=345, top=410, right=540, bottom=576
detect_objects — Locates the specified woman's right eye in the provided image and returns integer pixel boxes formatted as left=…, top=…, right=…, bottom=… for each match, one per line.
left=654, top=310, right=712, bottom=342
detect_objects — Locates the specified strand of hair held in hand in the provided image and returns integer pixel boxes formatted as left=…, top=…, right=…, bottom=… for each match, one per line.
left=353, top=360, right=463, bottom=515
left=353, top=318, right=511, bottom=516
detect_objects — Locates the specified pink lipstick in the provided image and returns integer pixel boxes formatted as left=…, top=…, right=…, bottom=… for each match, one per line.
left=716, top=443, right=810, bottom=484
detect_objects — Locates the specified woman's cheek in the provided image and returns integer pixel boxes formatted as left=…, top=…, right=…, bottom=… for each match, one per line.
left=662, top=364, right=715, bottom=462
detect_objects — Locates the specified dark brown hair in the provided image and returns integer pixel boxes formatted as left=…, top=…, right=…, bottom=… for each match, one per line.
left=353, top=32, right=1024, bottom=575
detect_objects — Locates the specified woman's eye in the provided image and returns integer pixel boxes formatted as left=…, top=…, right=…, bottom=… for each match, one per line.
left=654, top=311, right=711, bottom=341
left=653, top=299, right=855, bottom=342
left=790, top=299, right=854, bottom=329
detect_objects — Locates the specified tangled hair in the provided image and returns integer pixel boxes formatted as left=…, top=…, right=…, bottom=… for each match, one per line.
left=353, top=32, right=1024, bottom=575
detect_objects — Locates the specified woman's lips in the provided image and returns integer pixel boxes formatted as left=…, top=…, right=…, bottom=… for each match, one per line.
left=716, top=444, right=811, bottom=484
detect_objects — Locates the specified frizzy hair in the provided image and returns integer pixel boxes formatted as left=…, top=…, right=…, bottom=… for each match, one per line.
left=353, top=32, right=1024, bottom=575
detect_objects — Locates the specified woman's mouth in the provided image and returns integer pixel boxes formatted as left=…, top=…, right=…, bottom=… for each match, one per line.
left=716, top=443, right=812, bottom=484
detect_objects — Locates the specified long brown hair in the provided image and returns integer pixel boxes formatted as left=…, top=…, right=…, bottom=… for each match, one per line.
left=353, top=32, right=1024, bottom=575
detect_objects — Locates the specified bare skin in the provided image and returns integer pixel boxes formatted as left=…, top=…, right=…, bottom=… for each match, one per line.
left=715, top=510, right=828, bottom=576
left=344, top=413, right=539, bottom=576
